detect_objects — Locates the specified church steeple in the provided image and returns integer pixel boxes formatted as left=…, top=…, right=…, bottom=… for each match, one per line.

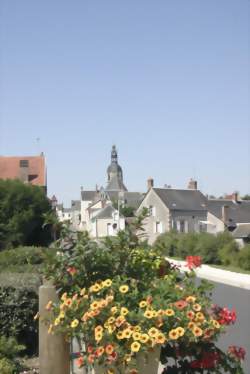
left=106, top=145, right=127, bottom=192
left=111, top=145, right=118, bottom=164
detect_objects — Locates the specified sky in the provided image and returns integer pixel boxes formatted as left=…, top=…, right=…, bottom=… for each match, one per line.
left=0, top=0, right=249, bottom=205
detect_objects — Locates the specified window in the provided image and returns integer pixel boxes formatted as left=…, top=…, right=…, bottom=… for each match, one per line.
left=177, top=220, right=187, bottom=233
left=107, top=223, right=113, bottom=236
left=20, top=159, right=29, bottom=167
left=149, top=205, right=156, bottom=216
left=155, top=221, right=163, bottom=233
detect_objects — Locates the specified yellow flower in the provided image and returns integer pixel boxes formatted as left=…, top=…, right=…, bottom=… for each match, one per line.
left=108, top=325, right=116, bottom=334
left=123, top=328, right=133, bottom=339
left=176, top=327, right=185, bottom=337
left=95, top=332, right=103, bottom=342
left=59, top=311, right=65, bottom=319
left=186, top=296, right=196, bottom=303
left=90, top=301, right=100, bottom=310
left=71, top=319, right=79, bottom=328
left=212, top=320, right=220, bottom=329
left=148, top=327, right=159, bottom=338
left=140, top=333, right=149, bottom=343
left=90, top=283, right=101, bottom=292
left=121, top=307, right=129, bottom=316
left=61, top=292, right=67, bottom=301
left=95, top=325, right=103, bottom=333
left=134, top=325, right=141, bottom=332
left=193, top=303, right=201, bottom=312
left=103, top=279, right=112, bottom=287
left=117, top=331, right=124, bottom=340
left=108, top=316, right=115, bottom=324
left=124, top=354, right=132, bottom=363
left=169, top=329, right=179, bottom=340
left=80, top=288, right=86, bottom=296
left=188, top=322, right=196, bottom=330
left=132, top=332, right=141, bottom=340
left=192, top=326, right=203, bottom=337
left=139, top=300, right=147, bottom=308
left=196, top=312, right=205, bottom=322
left=131, top=341, right=141, bottom=352
left=119, top=285, right=129, bottom=293
left=155, top=332, right=166, bottom=344
left=54, top=318, right=60, bottom=326
left=111, top=306, right=118, bottom=315
left=106, top=295, right=114, bottom=303
left=152, top=310, right=157, bottom=317
left=165, top=309, right=175, bottom=316
left=144, top=310, right=154, bottom=319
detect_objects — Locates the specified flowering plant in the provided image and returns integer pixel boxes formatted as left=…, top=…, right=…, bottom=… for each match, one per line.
left=45, top=271, right=245, bottom=373
left=42, top=219, right=245, bottom=373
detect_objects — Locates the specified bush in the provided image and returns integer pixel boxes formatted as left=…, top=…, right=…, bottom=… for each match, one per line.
left=0, top=336, right=25, bottom=373
left=0, top=246, right=49, bottom=273
left=237, top=244, right=250, bottom=270
left=218, top=241, right=239, bottom=266
left=0, top=286, right=38, bottom=355
left=155, top=231, right=179, bottom=257
left=176, top=232, right=199, bottom=258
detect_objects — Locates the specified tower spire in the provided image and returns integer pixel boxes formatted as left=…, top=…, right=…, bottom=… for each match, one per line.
left=111, top=145, right=118, bottom=164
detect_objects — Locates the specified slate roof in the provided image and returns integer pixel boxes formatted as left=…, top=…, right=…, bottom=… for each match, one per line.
left=208, top=200, right=250, bottom=224
left=232, top=223, right=250, bottom=238
left=92, top=205, right=117, bottom=219
left=71, top=200, right=81, bottom=211
left=106, top=176, right=127, bottom=192
left=106, top=191, right=144, bottom=209
left=81, top=190, right=97, bottom=201
left=153, top=188, right=208, bottom=211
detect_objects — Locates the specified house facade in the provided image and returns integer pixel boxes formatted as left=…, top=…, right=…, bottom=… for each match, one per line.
left=0, top=153, right=47, bottom=191
left=137, top=180, right=208, bottom=244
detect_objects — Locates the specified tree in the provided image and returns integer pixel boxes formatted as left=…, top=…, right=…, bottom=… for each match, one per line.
left=242, top=194, right=250, bottom=200
left=0, top=180, right=52, bottom=250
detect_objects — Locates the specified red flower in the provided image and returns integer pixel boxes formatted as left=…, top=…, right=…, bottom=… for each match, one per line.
left=186, top=256, right=202, bottom=269
left=76, top=356, right=84, bottom=368
left=228, top=346, right=246, bottom=360
left=67, top=266, right=77, bottom=276
left=190, top=351, right=220, bottom=369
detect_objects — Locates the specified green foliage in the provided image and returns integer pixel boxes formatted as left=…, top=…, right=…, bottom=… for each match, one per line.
left=241, top=194, right=250, bottom=200
left=155, top=231, right=245, bottom=267
left=237, top=244, right=250, bottom=270
left=0, top=179, right=52, bottom=250
left=0, top=286, right=38, bottom=354
left=218, top=241, right=239, bottom=266
left=0, top=336, right=25, bottom=373
left=43, top=209, right=165, bottom=293
left=0, top=246, right=49, bottom=273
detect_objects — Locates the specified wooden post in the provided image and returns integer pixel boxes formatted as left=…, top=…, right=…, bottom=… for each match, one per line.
left=39, top=281, right=70, bottom=374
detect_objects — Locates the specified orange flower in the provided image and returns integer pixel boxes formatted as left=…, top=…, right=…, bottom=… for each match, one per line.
left=187, top=310, right=195, bottom=320
left=87, top=345, right=94, bottom=353
left=95, top=346, right=104, bottom=357
left=169, top=329, right=179, bottom=340
left=193, top=303, right=201, bottom=312
left=174, top=300, right=188, bottom=310
left=192, top=326, right=203, bottom=337
left=105, top=344, right=114, bottom=355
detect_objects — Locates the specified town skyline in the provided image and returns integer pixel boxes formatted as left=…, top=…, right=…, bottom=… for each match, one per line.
left=1, top=0, right=249, bottom=204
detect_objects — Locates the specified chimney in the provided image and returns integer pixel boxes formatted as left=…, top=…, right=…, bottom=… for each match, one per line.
left=232, top=192, right=238, bottom=203
left=188, top=178, right=197, bottom=190
left=222, top=205, right=229, bottom=224
left=19, top=159, right=29, bottom=183
left=147, top=177, right=154, bottom=190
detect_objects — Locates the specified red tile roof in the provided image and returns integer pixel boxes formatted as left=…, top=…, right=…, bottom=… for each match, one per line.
left=0, top=155, right=46, bottom=187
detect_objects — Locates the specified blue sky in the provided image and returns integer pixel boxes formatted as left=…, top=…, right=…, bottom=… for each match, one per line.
left=0, top=0, right=249, bottom=205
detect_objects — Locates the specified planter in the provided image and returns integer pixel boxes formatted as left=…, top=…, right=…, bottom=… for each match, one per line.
left=94, top=347, right=160, bottom=374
